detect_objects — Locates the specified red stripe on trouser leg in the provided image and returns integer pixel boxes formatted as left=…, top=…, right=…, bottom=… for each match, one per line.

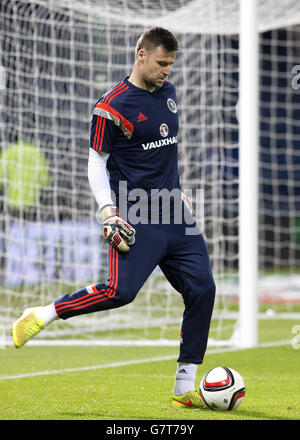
left=107, top=247, right=118, bottom=298
left=54, top=246, right=119, bottom=318
left=54, top=290, right=107, bottom=314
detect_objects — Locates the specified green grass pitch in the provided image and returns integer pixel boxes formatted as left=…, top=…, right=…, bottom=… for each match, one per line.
left=0, top=320, right=300, bottom=421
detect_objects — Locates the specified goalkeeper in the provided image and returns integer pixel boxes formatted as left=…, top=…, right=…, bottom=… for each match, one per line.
left=12, top=27, right=216, bottom=409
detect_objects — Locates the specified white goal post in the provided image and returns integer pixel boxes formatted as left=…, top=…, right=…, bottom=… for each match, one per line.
left=1, top=0, right=300, bottom=347
left=238, top=0, right=259, bottom=348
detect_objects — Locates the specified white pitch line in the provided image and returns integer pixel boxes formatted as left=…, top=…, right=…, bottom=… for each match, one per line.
left=0, top=339, right=292, bottom=381
left=0, top=355, right=178, bottom=381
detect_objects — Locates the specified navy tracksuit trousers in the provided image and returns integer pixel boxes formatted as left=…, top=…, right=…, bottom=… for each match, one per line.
left=54, top=202, right=216, bottom=364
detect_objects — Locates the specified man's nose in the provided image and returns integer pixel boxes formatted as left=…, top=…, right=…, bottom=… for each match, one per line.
left=163, top=66, right=171, bottom=76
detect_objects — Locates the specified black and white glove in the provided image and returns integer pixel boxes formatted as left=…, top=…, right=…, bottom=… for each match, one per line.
left=96, top=205, right=136, bottom=252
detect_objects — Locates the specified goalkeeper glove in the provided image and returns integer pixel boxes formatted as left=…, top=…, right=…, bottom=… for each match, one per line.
left=96, top=205, right=136, bottom=252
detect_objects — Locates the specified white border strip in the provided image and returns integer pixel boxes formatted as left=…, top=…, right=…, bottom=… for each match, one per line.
left=3, top=338, right=232, bottom=348
left=0, top=340, right=292, bottom=381
left=0, top=355, right=177, bottom=381
left=19, top=339, right=180, bottom=347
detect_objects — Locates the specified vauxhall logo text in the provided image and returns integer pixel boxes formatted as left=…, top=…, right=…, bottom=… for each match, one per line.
left=142, top=136, right=177, bottom=150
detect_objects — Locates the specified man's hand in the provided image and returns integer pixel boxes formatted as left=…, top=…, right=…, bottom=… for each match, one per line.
left=96, top=205, right=136, bottom=252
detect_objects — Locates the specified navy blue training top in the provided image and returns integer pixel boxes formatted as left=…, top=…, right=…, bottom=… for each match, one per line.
left=90, top=77, right=181, bottom=203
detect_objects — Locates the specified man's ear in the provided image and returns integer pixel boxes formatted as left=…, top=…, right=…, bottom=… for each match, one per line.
left=137, top=48, right=146, bottom=64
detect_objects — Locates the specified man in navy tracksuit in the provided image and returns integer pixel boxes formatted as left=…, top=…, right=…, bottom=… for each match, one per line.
left=12, top=27, right=215, bottom=408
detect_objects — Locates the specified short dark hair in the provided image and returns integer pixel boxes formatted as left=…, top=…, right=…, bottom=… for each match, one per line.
left=135, top=27, right=179, bottom=56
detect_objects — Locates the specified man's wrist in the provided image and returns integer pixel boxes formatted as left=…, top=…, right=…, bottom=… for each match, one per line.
left=96, top=205, right=117, bottom=223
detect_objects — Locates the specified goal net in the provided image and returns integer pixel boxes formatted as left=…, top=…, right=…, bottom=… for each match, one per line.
left=1, top=0, right=300, bottom=346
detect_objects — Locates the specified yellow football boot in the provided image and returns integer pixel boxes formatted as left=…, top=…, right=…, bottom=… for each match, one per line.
left=171, top=390, right=206, bottom=409
left=12, top=307, right=45, bottom=348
